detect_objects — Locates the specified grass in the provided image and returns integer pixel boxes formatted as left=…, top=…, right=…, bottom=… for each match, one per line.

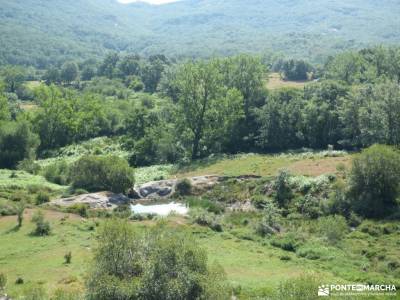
left=36, top=137, right=130, bottom=167
left=176, top=151, right=351, bottom=178
left=1, top=208, right=399, bottom=299
left=0, top=210, right=90, bottom=298
left=266, top=73, right=310, bottom=90
left=0, top=170, right=66, bottom=192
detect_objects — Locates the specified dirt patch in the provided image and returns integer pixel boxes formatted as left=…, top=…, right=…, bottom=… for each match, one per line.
left=288, top=156, right=352, bottom=177
left=266, top=73, right=309, bottom=90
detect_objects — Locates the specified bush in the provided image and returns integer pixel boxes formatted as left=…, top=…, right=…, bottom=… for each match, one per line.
left=186, top=196, right=224, bottom=214
left=296, top=247, right=322, bottom=260
left=35, top=191, right=50, bottom=205
left=175, top=178, right=192, bottom=196
left=16, top=200, right=25, bottom=227
left=15, top=277, right=24, bottom=284
left=255, top=201, right=281, bottom=237
left=42, top=160, right=70, bottom=185
left=190, top=208, right=223, bottom=232
left=276, top=273, right=321, bottom=300
left=295, top=195, right=322, bottom=219
left=274, top=170, right=293, bottom=208
left=71, top=155, right=134, bottom=194
left=251, top=195, right=270, bottom=209
left=17, top=159, right=41, bottom=175
left=64, top=252, right=72, bottom=264
left=0, top=272, right=6, bottom=292
left=31, top=210, right=51, bottom=236
left=327, top=180, right=351, bottom=217
left=0, top=121, right=39, bottom=169
left=318, top=215, right=348, bottom=245
left=271, top=234, right=299, bottom=252
left=66, top=204, right=89, bottom=217
left=86, top=220, right=230, bottom=300
left=348, top=145, right=400, bottom=218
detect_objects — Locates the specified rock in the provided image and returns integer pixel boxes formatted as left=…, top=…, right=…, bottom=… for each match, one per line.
left=52, top=192, right=130, bottom=210
left=137, top=179, right=177, bottom=199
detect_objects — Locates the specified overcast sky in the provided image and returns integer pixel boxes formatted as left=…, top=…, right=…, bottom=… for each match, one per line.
left=118, top=0, right=181, bottom=4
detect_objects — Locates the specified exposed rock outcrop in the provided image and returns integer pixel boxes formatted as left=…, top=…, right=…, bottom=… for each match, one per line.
left=52, top=175, right=261, bottom=209
left=52, top=192, right=130, bottom=209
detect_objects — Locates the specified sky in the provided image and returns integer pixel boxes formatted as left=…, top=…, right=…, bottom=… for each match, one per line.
left=118, top=0, right=181, bottom=5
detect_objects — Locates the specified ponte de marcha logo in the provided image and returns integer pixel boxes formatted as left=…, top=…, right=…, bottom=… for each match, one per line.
left=317, top=284, right=397, bottom=297
left=318, top=285, right=330, bottom=296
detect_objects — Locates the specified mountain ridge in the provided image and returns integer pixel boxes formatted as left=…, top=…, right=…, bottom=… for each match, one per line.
left=1, top=0, right=399, bottom=66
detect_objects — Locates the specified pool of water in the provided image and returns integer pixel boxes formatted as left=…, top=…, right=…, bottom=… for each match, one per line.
left=131, top=202, right=188, bottom=216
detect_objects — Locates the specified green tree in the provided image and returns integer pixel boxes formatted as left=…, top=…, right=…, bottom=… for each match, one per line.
left=71, top=155, right=134, bottom=193
left=174, top=60, right=244, bottom=158
left=0, top=121, right=39, bottom=168
left=86, top=220, right=230, bottom=300
left=16, top=201, right=26, bottom=228
left=348, top=145, right=400, bottom=218
left=60, top=62, right=78, bottom=84
left=43, top=67, right=61, bottom=85
left=98, top=53, right=119, bottom=79
left=2, top=66, right=25, bottom=93
left=0, top=93, right=10, bottom=122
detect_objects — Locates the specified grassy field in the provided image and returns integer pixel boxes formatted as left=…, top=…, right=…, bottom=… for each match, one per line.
left=4, top=147, right=400, bottom=299
left=0, top=170, right=66, bottom=192
left=1, top=208, right=399, bottom=299
left=175, top=151, right=352, bottom=179
left=266, top=73, right=311, bottom=90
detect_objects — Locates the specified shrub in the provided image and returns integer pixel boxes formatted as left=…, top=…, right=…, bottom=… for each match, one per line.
left=31, top=210, right=51, bottom=236
left=42, top=160, right=70, bottom=185
left=327, top=180, right=351, bottom=217
left=0, top=201, right=17, bottom=216
left=17, top=159, right=41, bottom=175
left=71, top=155, right=134, bottom=194
left=359, top=222, right=382, bottom=236
left=296, top=247, right=322, bottom=260
left=35, top=191, right=50, bottom=205
left=348, top=145, right=400, bottom=218
left=86, top=220, right=230, bottom=300
left=251, top=195, right=270, bottom=209
left=186, top=196, right=224, bottom=214
left=276, top=273, right=321, bottom=300
left=113, top=204, right=132, bottom=219
left=64, top=252, right=72, bottom=264
left=66, top=204, right=89, bottom=217
left=0, top=273, right=6, bottom=292
left=175, top=178, right=192, bottom=196
left=16, top=200, right=25, bottom=227
left=255, top=201, right=281, bottom=237
left=295, top=195, right=322, bottom=219
left=190, top=208, right=223, bottom=232
left=348, top=212, right=362, bottom=227
left=274, top=170, right=293, bottom=207
left=271, top=234, right=299, bottom=252
left=15, top=277, right=24, bottom=284
left=318, top=215, right=348, bottom=245
left=0, top=121, right=39, bottom=169
left=280, top=255, right=291, bottom=261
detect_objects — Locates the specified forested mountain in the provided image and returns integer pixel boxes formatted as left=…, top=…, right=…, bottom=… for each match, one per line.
left=1, top=0, right=400, bottom=67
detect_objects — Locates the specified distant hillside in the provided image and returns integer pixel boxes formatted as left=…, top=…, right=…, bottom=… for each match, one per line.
left=1, top=0, right=400, bottom=66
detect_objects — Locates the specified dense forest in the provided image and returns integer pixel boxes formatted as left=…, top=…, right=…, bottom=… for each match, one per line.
left=1, top=46, right=400, bottom=169
left=1, top=0, right=400, bottom=66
